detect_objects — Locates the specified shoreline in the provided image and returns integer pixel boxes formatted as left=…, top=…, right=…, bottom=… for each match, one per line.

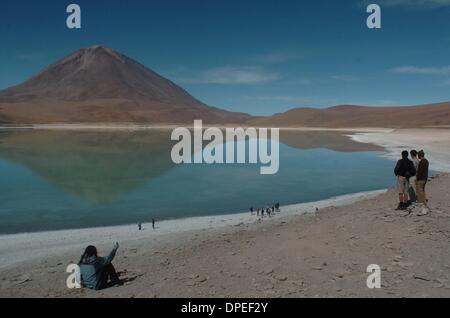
left=349, top=128, right=450, bottom=173
left=0, top=123, right=392, bottom=133
left=0, top=189, right=385, bottom=269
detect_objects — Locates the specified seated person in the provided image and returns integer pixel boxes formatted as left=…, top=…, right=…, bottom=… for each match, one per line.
left=78, top=243, right=122, bottom=290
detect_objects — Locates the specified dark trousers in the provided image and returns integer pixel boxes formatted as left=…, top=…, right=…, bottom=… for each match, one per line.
left=96, top=263, right=120, bottom=290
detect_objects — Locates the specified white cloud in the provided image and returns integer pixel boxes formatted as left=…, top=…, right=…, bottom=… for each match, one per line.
left=284, top=78, right=315, bottom=85
left=254, top=52, right=300, bottom=65
left=329, top=75, right=360, bottom=82
left=177, top=66, right=280, bottom=85
left=391, top=65, right=450, bottom=75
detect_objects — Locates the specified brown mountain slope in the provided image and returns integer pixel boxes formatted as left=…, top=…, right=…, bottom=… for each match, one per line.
left=0, top=45, right=250, bottom=124
left=249, top=103, right=450, bottom=128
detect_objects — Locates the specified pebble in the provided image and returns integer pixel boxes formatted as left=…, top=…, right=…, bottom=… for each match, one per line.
left=276, top=275, right=288, bottom=282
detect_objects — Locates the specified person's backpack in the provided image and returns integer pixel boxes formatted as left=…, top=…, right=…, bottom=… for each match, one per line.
left=408, top=186, right=417, bottom=203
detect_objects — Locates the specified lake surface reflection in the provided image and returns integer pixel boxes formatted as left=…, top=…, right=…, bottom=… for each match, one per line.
left=0, top=129, right=393, bottom=234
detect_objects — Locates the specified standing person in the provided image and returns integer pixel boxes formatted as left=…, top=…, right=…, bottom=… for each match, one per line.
left=78, top=243, right=122, bottom=290
left=250, top=207, right=254, bottom=215
left=152, top=218, right=156, bottom=230
left=256, top=208, right=260, bottom=217
left=410, top=150, right=420, bottom=171
left=409, top=150, right=420, bottom=203
left=416, top=150, right=430, bottom=215
left=394, top=151, right=416, bottom=210
left=138, top=222, right=142, bottom=231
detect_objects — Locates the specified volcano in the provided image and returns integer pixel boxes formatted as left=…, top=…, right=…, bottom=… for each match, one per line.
left=0, top=45, right=250, bottom=124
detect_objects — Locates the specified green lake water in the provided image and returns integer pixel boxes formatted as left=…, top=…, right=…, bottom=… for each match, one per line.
left=0, top=129, right=395, bottom=234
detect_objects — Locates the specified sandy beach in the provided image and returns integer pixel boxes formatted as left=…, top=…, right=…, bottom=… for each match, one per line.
left=0, top=128, right=449, bottom=298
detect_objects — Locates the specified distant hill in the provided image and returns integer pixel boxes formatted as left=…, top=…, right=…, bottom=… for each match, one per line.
left=0, top=45, right=250, bottom=124
left=249, top=103, right=450, bottom=128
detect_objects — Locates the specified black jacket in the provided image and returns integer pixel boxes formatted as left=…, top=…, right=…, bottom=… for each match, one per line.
left=394, top=158, right=416, bottom=178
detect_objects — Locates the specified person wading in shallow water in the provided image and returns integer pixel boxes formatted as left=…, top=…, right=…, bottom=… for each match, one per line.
left=152, top=218, right=156, bottom=230
left=78, top=243, right=123, bottom=290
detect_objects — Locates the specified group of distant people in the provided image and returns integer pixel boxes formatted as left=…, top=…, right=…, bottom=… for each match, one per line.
left=394, top=149, right=429, bottom=214
left=250, top=202, right=281, bottom=218
left=138, top=218, right=156, bottom=231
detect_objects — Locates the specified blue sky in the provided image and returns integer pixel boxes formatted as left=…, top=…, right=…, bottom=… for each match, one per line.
left=1, top=0, right=450, bottom=115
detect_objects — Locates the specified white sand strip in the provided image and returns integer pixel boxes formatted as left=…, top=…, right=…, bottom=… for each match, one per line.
left=349, top=128, right=450, bottom=173
left=0, top=189, right=385, bottom=269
